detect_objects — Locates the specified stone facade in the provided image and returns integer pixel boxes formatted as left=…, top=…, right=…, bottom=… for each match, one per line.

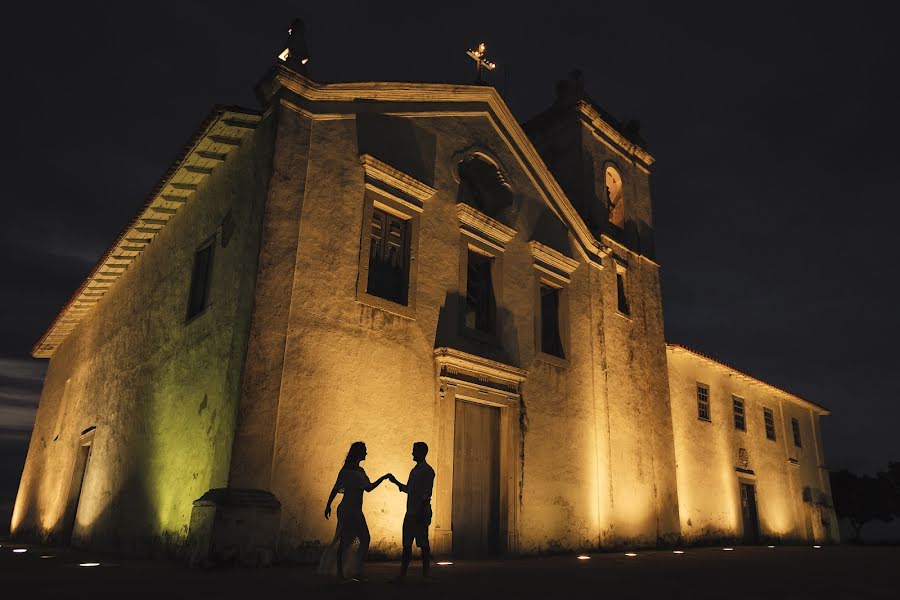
left=667, top=345, right=838, bottom=545
left=10, top=63, right=837, bottom=562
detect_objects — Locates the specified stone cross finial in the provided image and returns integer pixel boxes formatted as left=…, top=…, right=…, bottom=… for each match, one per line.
left=278, top=18, right=310, bottom=74
left=466, top=42, right=496, bottom=84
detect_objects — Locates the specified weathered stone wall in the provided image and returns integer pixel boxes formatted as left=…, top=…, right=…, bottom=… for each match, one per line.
left=262, top=99, right=679, bottom=558
left=528, top=110, right=680, bottom=548
left=10, top=114, right=275, bottom=556
left=667, top=346, right=839, bottom=544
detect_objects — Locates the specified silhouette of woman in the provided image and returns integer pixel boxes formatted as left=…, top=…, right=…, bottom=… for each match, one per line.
left=319, top=441, right=392, bottom=581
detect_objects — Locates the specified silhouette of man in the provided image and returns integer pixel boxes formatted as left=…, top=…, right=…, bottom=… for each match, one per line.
left=389, top=442, right=435, bottom=581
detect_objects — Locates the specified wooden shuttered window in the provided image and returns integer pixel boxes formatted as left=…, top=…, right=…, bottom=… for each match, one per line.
left=367, top=207, right=410, bottom=305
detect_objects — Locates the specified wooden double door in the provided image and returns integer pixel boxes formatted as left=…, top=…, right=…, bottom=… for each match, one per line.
left=451, top=400, right=501, bottom=557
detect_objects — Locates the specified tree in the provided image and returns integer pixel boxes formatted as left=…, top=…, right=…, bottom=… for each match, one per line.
left=830, top=469, right=894, bottom=542
left=881, top=462, right=900, bottom=517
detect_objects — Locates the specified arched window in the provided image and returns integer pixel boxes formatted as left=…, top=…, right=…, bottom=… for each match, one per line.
left=605, top=165, right=625, bottom=229
left=458, top=154, right=513, bottom=218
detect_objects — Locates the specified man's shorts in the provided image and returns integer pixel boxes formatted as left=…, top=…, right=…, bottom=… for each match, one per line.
left=402, top=512, right=431, bottom=549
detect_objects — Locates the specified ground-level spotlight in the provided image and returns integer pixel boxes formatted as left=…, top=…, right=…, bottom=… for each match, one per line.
left=79, top=562, right=101, bottom=567
left=577, top=555, right=591, bottom=560
left=673, top=550, right=684, bottom=554
left=813, top=545, right=821, bottom=549
left=624, top=552, right=637, bottom=557
left=767, top=545, right=775, bottom=549
left=40, top=555, right=55, bottom=559
left=13, top=549, right=27, bottom=554
left=722, top=547, right=734, bottom=551
left=436, top=561, right=453, bottom=566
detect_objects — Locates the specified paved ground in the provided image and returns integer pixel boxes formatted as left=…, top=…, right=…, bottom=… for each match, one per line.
left=1, top=540, right=897, bottom=599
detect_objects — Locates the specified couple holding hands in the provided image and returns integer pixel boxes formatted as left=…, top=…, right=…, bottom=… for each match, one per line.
left=320, top=441, right=435, bottom=582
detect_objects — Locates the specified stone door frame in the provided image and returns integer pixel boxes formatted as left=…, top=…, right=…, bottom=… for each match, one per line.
left=431, top=348, right=526, bottom=556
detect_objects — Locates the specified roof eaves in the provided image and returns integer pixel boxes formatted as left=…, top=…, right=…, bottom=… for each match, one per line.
left=666, top=343, right=831, bottom=416
left=32, top=104, right=262, bottom=358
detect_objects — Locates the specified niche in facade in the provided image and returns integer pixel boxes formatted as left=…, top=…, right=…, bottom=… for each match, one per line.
left=605, top=165, right=625, bottom=229
left=458, top=154, right=514, bottom=222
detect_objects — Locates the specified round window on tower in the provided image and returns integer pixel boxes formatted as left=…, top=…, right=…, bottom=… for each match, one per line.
left=605, top=165, right=625, bottom=228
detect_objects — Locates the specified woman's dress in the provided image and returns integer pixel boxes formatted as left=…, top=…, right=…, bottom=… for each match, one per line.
left=317, top=467, right=371, bottom=579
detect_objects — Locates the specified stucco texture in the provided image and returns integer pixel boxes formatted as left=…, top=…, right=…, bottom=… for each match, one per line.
left=11, top=114, right=274, bottom=555
left=667, top=346, right=838, bottom=544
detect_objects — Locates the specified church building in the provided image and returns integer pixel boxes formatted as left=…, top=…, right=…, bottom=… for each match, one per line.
left=11, top=28, right=838, bottom=563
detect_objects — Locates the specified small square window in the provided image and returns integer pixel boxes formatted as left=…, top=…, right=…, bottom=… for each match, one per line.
left=186, top=239, right=214, bottom=320
left=791, top=417, right=802, bottom=448
left=732, top=396, right=746, bottom=431
left=764, top=407, right=776, bottom=441
left=697, top=384, right=710, bottom=421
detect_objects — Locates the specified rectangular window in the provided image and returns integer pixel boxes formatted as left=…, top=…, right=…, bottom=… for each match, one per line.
left=732, top=396, right=746, bottom=431
left=764, top=408, right=776, bottom=441
left=186, top=239, right=214, bottom=320
left=697, top=384, right=710, bottom=421
left=539, top=284, right=564, bottom=358
left=791, top=417, right=802, bottom=448
left=366, top=207, right=410, bottom=305
left=465, top=249, right=496, bottom=334
left=616, top=271, right=630, bottom=315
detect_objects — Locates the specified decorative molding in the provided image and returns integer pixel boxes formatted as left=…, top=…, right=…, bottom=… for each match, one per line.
left=266, top=65, right=609, bottom=269
left=434, top=347, right=527, bottom=396
left=529, top=240, right=580, bottom=284
left=360, top=154, right=437, bottom=209
left=449, top=145, right=512, bottom=186
left=456, top=203, right=516, bottom=252
left=33, top=108, right=262, bottom=358
left=737, top=447, right=750, bottom=470
left=577, top=101, right=655, bottom=169
left=667, top=343, right=831, bottom=416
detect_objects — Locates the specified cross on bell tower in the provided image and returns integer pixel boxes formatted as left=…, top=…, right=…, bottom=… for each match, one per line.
left=466, top=42, right=496, bottom=84
left=278, top=18, right=311, bottom=75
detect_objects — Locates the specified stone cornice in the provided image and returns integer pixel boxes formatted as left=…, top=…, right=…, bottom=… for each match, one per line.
left=666, top=344, right=830, bottom=416
left=434, top=347, right=528, bottom=391
left=528, top=241, right=580, bottom=280
left=266, top=64, right=609, bottom=269
left=360, top=154, right=437, bottom=204
left=456, top=203, right=517, bottom=252
left=33, top=107, right=261, bottom=358
left=599, top=233, right=658, bottom=268
left=578, top=101, right=655, bottom=168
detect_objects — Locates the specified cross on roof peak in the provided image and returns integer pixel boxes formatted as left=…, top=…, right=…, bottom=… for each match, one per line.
left=466, top=42, right=496, bottom=84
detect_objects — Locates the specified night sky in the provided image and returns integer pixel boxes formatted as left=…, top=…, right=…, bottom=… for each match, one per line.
left=2, top=1, right=898, bottom=524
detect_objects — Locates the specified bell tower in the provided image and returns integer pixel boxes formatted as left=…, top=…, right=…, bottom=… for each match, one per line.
left=524, top=70, right=657, bottom=260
